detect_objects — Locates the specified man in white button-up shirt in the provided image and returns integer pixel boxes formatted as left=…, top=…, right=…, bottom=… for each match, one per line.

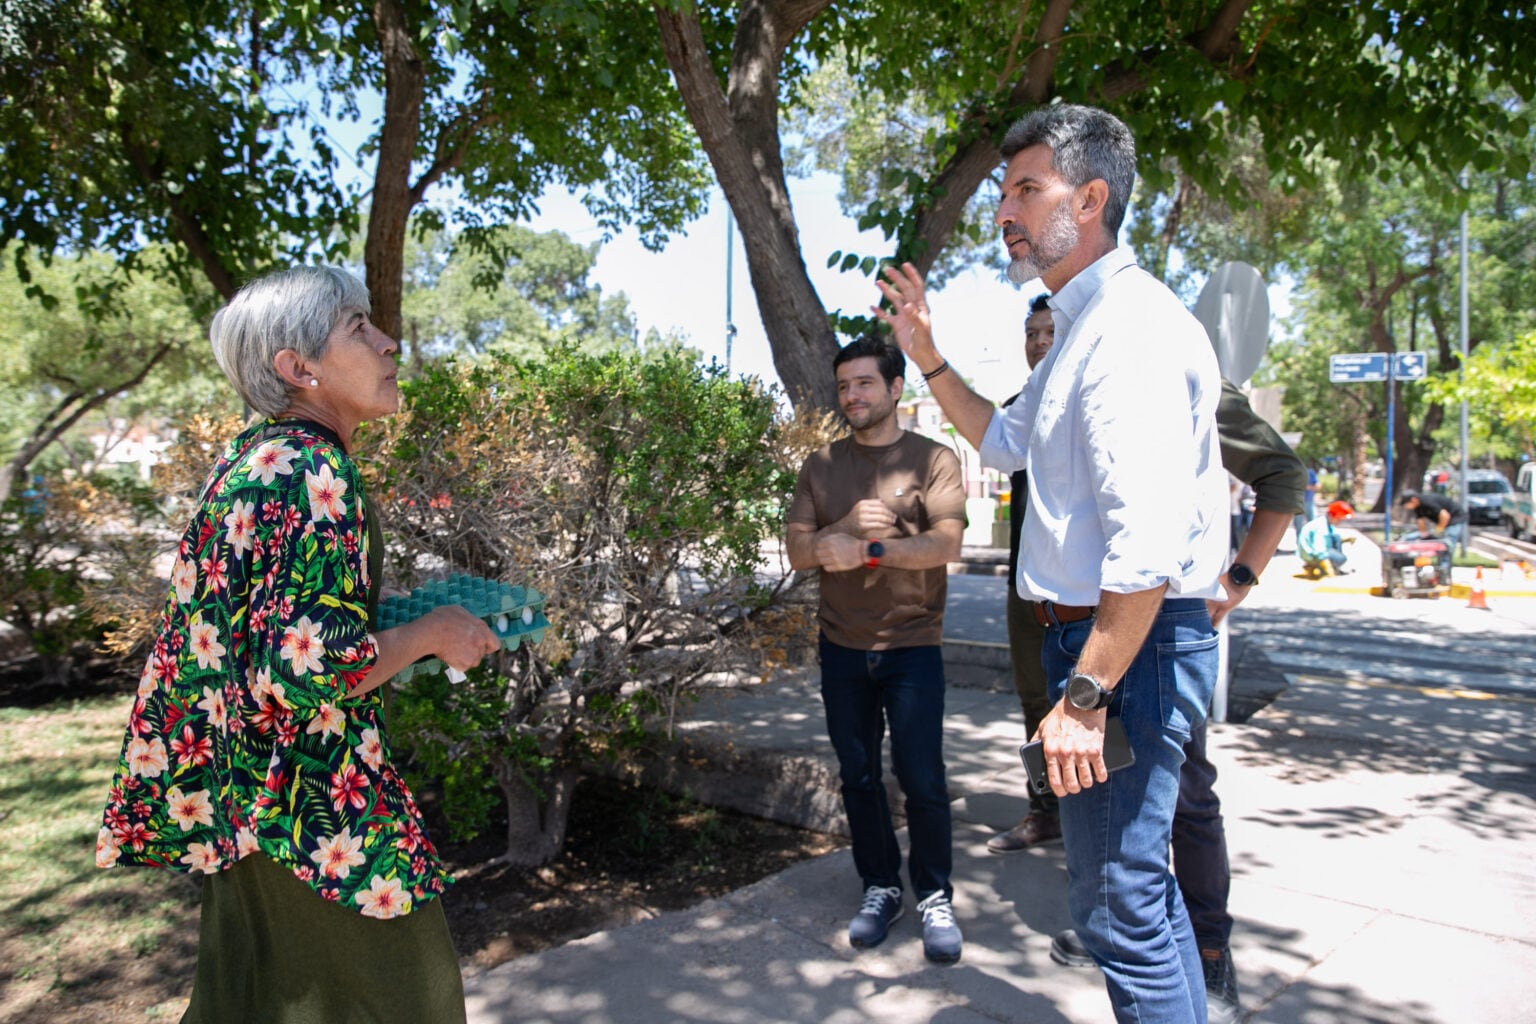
left=877, top=104, right=1225, bottom=1024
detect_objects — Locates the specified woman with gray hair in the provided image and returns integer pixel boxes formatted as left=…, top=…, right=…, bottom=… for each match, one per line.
left=98, top=265, right=498, bottom=1022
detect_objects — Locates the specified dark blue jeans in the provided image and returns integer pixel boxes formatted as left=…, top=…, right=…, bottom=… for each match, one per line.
left=1045, top=599, right=1217, bottom=1024
left=1174, top=720, right=1231, bottom=950
left=818, top=636, right=952, bottom=901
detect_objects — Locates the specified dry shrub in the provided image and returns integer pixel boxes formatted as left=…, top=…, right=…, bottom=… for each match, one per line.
left=366, top=347, right=835, bottom=865
left=88, top=411, right=246, bottom=658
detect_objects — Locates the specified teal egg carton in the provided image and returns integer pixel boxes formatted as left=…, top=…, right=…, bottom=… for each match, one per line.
left=375, top=573, right=550, bottom=682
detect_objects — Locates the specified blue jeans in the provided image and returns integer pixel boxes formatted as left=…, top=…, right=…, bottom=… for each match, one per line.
left=818, top=636, right=952, bottom=901
left=1044, top=599, right=1218, bottom=1024
left=1408, top=522, right=1466, bottom=555
left=1316, top=536, right=1349, bottom=573
left=1174, top=720, right=1231, bottom=950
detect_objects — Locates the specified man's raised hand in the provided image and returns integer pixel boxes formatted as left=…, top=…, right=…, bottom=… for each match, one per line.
left=873, top=262, right=939, bottom=367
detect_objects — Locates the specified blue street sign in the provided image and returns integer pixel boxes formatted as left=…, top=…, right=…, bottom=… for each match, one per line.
left=1328, top=351, right=1429, bottom=383
left=1328, top=350, right=1429, bottom=544
left=1329, top=352, right=1389, bottom=382
left=1394, top=351, right=1428, bottom=380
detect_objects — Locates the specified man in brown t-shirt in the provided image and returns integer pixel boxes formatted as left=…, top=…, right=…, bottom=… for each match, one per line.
left=785, top=335, right=967, bottom=964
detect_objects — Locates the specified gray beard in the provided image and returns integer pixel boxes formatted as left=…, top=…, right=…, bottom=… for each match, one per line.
left=1005, top=201, right=1078, bottom=285
left=1006, top=256, right=1044, bottom=285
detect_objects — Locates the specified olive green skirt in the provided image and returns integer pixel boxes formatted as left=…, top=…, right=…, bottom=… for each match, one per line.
left=182, top=853, right=466, bottom=1024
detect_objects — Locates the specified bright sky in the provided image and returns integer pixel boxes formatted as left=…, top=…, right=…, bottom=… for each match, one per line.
left=523, top=177, right=1037, bottom=404
left=313, top=88, right=1281, bottom=405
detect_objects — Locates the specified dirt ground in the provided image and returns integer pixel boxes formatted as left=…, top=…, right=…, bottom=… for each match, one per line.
left=0, top=654, right=844, bottom=1023
left=434, top=775, right=846, bottom=972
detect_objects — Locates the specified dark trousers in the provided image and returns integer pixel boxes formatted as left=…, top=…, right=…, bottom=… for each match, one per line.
left=1005, top=587, right=1058, bottom=817
left=818, top=635, right=953, bottom=900
left=184, top=852, right=466, bottom=1023
left=1173, top=720, right=1232, bottom=950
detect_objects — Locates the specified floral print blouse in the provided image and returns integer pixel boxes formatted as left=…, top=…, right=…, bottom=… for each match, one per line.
left=98, top=419, right=451, bottom=918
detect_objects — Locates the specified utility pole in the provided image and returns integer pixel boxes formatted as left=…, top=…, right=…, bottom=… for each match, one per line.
left=725, top=208, right=737, bottom=373
left=1458, top=169, right=1470, bottom=554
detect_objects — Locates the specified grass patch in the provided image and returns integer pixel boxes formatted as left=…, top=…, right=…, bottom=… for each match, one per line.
left=0, top=695, right=199, bottom=1023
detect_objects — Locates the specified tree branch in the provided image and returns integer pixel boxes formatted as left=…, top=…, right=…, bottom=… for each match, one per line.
left=654, top=0, right=842, bottom=411
left=901, top=0, right=1072, bottom=274
left=120, top=137, right=239, bottom=299
left=0, top=340, right=175, bottom=501
left=410, top=97, right=503, bottom=205
left=1096, top=0, right=1257, bottom=102
left=903, top=0, right=1257, bottom=277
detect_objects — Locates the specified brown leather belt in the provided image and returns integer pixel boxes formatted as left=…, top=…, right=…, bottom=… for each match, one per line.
left=1030, top=600, right=1097, bottom=628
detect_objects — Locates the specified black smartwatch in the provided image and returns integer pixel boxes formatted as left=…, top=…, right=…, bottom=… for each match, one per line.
left=1066, top=672, right=1113, bottom=712
left=1228, top=562, right=1259, bottom=588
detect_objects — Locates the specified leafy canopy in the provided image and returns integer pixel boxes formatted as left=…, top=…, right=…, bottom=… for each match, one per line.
left=0, top=0, right=711, bottom=305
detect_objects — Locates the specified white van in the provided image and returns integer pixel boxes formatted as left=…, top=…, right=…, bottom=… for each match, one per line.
left=1505, top=463, right=1536, bottom=540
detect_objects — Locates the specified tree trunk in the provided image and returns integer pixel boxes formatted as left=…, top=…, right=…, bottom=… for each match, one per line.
left=655, top=0, right=839, bottom=412
left=1357, top=259, right=1438, bottom=512
left=365, top=0, right=425, bottom=342
left=1348, top=415, right=1371, bottom=508
left=492, top=759, right=581, bottom=867
left=656, top=0, right=1257, bottom=411
left=1390, top=382, right=1437, bottom=510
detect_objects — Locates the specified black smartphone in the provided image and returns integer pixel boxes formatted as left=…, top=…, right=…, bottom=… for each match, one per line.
left=1019, top=716, right=1136, bottom=795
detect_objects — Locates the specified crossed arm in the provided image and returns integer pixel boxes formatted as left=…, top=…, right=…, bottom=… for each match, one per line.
left=786, top=502, right=963, bottom=573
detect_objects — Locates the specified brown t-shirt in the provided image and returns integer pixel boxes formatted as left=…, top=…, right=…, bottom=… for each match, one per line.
left=787, top=431, right=967, bottom=650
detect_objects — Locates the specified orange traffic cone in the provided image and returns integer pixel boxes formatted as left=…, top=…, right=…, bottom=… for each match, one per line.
left=1467, top=566, right=1490, bottom=610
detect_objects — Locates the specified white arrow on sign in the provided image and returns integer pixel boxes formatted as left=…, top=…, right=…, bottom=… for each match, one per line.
left=1394, top=352, right=1428, bottom=380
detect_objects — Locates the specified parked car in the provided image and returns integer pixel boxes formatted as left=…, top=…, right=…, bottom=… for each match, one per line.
left=1505, top=463, right=1536, bottom=540
left=1463, top=469, right=1513, bottom=525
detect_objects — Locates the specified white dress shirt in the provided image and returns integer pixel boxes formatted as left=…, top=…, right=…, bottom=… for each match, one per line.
left=980, top=246, right=1228, bottom=606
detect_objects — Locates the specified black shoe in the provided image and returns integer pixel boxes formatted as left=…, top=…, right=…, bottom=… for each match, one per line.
left=1202, top=947, right=1242, bottom=1024
left=985, top=811, right=1062, bottom=853
left=1049, top=928, right=1095, bottom=968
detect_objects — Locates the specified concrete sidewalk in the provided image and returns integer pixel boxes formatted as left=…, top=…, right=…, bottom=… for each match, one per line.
left=462, top=542, right=1536, bottom=1023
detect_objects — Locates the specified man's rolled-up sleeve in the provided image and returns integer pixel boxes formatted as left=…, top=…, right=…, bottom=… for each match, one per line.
left=1080, top=341, right=1204, bottom=594
left=1217, top=378, right=1306, bottom=514
left=979, top=404, right=1031, bottom=475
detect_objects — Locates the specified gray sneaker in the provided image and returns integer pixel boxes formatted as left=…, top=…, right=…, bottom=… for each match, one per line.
left=916, top=891, right=962, bottom=964
left=848, top=885, right=902, bottom=948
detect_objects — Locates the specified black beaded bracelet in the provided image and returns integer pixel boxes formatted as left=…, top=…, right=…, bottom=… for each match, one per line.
left=922, top=360, right=950, bottom=382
